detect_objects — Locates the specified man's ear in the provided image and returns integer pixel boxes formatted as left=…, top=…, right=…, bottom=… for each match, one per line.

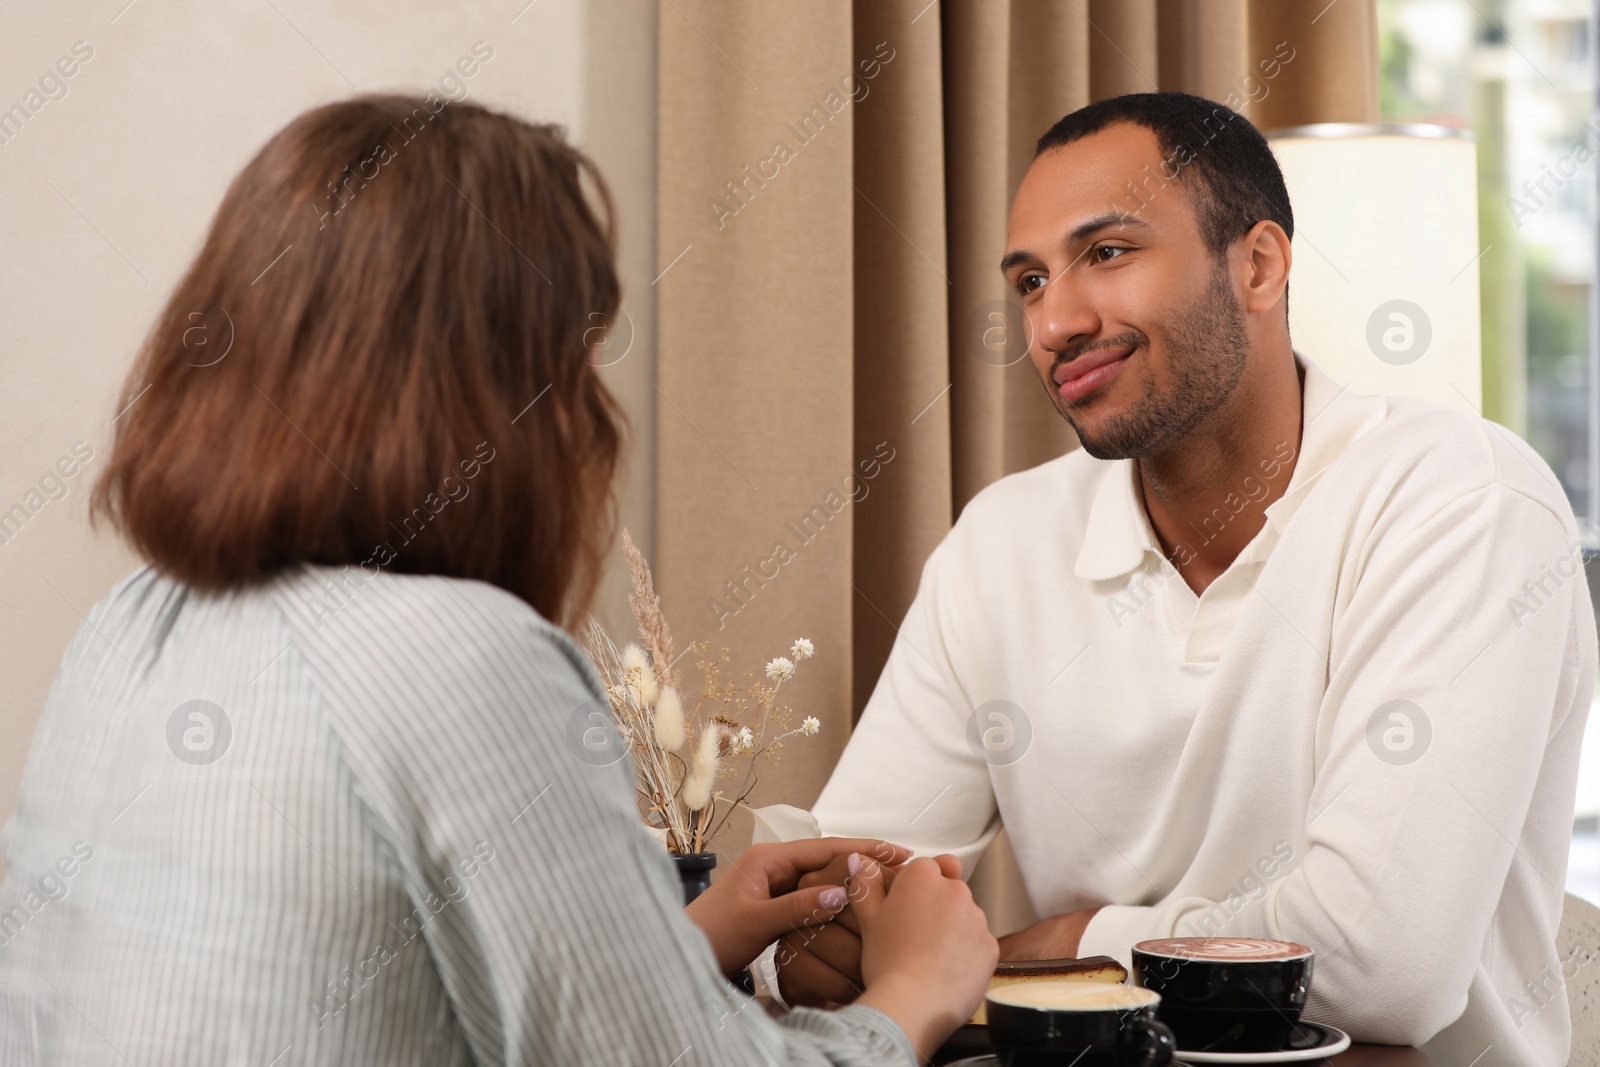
left=1239, top=219, right=1291, bottom=315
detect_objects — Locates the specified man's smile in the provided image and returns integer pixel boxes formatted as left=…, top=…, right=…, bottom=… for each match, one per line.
left=1054, top=342, right=1136, bottom=405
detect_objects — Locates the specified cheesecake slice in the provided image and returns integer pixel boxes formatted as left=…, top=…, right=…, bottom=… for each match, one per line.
left=968, top=956, right=1130, bottom=1025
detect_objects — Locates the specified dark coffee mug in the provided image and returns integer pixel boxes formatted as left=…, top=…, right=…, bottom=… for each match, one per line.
left=985, top=980, right=1176, bottom=1067
left=1132, top=938, right=1313, bottom=1053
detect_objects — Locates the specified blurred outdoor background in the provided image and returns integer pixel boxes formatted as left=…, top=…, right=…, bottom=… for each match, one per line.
left=1378, top=0, right=1600, bottom=901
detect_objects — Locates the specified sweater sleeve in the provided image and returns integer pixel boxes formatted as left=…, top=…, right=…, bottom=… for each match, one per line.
left=811, top=537, right=1002, bottom=875
left=279, top=574, right=918, bottom=1067
left=1081, top=477, right=1597, bottom=1046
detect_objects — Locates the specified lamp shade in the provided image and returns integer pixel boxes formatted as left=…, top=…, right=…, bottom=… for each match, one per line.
left=1265, top=124, right=1482, bottom=414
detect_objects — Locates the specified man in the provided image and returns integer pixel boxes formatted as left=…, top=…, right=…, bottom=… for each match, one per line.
left=764, top=92, right=1596, bottom=1066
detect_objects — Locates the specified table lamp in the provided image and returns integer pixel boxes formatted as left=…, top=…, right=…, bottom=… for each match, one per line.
left=1264, top=123, right=1482, bottom=413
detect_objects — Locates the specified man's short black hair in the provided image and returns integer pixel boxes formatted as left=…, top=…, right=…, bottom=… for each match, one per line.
left=1035, top=92, right=1294, bottom=262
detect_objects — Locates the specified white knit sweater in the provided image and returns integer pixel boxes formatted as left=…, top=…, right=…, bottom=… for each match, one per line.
left=801, top=358, right=1596, bottom=1067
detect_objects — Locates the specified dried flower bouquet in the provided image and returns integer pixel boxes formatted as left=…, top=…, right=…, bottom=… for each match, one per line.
left=582, top=531, right=821, bottom=854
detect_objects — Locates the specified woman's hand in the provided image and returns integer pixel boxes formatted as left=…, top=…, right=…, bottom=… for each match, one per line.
left=777, top=853, right=962, bottom=1007
left=851, top=854, right=999, bottom=1061
left=684, top=838, right=913, bottom=978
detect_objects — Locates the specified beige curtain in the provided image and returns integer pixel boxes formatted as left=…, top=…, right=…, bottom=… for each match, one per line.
left=655, top=0, right=1378, bottom=934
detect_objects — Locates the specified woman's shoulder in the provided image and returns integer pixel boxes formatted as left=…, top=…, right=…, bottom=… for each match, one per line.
left=275, top=563, right=546, bottom=632
left=262, top=565, right=611, bottom=783
left=62, top=565, right=194, bottom=677
left=267, top=564, right=601, bottom=703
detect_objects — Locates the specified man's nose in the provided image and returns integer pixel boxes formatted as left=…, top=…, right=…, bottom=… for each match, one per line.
left=1031, top=278, right=1099, bottom=358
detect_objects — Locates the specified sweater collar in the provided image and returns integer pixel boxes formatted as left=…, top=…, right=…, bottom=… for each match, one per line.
left=1074, top=352, right=1388, bottom=582
left=1075, top=459, right=1155, bottom=581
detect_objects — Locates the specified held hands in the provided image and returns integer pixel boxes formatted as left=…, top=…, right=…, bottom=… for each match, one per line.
left=683, top=838, right=913, bottom=978
left=849, top=854, right=1000, bottom=1060
left=777, top=851, right=962, bottom=1006
left=684, top=838, right=997, bottom=1058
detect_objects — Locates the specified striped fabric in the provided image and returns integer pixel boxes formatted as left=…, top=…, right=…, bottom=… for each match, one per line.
left=0, top=565, right=915, bottom=1067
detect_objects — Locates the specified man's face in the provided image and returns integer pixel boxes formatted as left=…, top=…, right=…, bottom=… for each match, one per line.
left=1002, top=122, right=1252, bottom=460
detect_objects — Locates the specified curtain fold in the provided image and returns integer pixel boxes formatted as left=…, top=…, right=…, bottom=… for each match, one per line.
left=849, top=0, right=952, bottom=717
left=656, top=0, right=1379, bottom=935
left=655, top=0, right=859, bottom=814
left=1158, top=0, right=1248, bottom=102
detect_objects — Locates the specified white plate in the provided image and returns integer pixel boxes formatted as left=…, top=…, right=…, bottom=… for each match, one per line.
left=1177, top=1020, right=1351, bottom=1063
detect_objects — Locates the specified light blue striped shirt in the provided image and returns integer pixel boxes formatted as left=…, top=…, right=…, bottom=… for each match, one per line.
left=0, top=565, right=914, bottom=1066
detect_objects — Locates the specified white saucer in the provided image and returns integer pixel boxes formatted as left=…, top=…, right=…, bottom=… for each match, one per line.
left=1177, top=1020, right=1351, bottom=1063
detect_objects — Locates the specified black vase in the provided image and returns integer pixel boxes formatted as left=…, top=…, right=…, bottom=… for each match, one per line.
left=673, top=851, right=717, bottom=905
left=673, top=851, right=756, bottom=995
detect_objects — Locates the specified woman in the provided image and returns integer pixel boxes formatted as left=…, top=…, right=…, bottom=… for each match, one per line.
left=0, top=95, right=996, bottom=1065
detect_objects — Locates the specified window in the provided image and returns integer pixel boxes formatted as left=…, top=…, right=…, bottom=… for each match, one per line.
left=1380, top=0, right=1600, bottom=905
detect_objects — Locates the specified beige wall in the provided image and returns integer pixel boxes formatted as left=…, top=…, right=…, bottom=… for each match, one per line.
left=585, top=0, right=659, bottom=647
left=0, top=0, right=657, bottom=872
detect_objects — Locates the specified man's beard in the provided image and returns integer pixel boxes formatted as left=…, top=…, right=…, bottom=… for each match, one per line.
left=1054, top=258, right=1250, bottom=461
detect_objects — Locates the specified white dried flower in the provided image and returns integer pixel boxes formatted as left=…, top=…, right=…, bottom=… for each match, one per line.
left=652, top=687, right=685, bottom=752
left=621, top=644, right=659, bottom=707
left=765, top=656, right=795, bottom=683
left=791, top=638, right=814, bottom=661
left=737, top=726, right=755, bottom=751
left=800, top=716, right=821, bottom=736
left=682, top=724, right=724, bottom=811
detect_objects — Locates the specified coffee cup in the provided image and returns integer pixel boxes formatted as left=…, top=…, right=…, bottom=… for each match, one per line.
left=984, top=980, right=1176, bottom=1067
left=1131, top=937, right=1313, bottom=1053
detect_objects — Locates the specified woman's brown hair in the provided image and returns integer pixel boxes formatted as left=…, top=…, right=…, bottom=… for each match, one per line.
left=92, top=94, right=624, bottom=628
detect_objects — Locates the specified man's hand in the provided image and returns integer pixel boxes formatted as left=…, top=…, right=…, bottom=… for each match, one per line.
left=683, top=838, right=913, bottom=978
left=996, top=907, right=1103, bottom=961
left=777, top=852, right=962, bottom=1006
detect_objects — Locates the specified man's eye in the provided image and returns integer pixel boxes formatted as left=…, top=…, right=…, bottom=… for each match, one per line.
left=1095, top=244, right=1128, bottom=262
left=1015, top=273, right=1046, bottom=295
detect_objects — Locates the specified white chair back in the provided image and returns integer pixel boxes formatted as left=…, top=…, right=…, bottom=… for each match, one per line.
left=1562, top=892, right=1600, bottom=1067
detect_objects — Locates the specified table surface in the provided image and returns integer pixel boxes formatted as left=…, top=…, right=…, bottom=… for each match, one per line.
left=756, top=998, right=1435, bottom=1065
left=929, top=1030, right=1435, bottom=1066
left=934, top=1056, right=1433, bottom=1066
left=932, top=1042, right=1434, bottom=1066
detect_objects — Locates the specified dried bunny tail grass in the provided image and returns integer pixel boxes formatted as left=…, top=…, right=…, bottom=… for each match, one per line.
left=681, top=722, right=725, bottom=811
left=583, top=617, right=693, bottom=848
left=620, top=643, right=658, bottom=707
left=653, top=686, right=685, bottom=752
left=681, top=774, right=711, bottom=813
left=622, top=529, right=680, bottom=690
